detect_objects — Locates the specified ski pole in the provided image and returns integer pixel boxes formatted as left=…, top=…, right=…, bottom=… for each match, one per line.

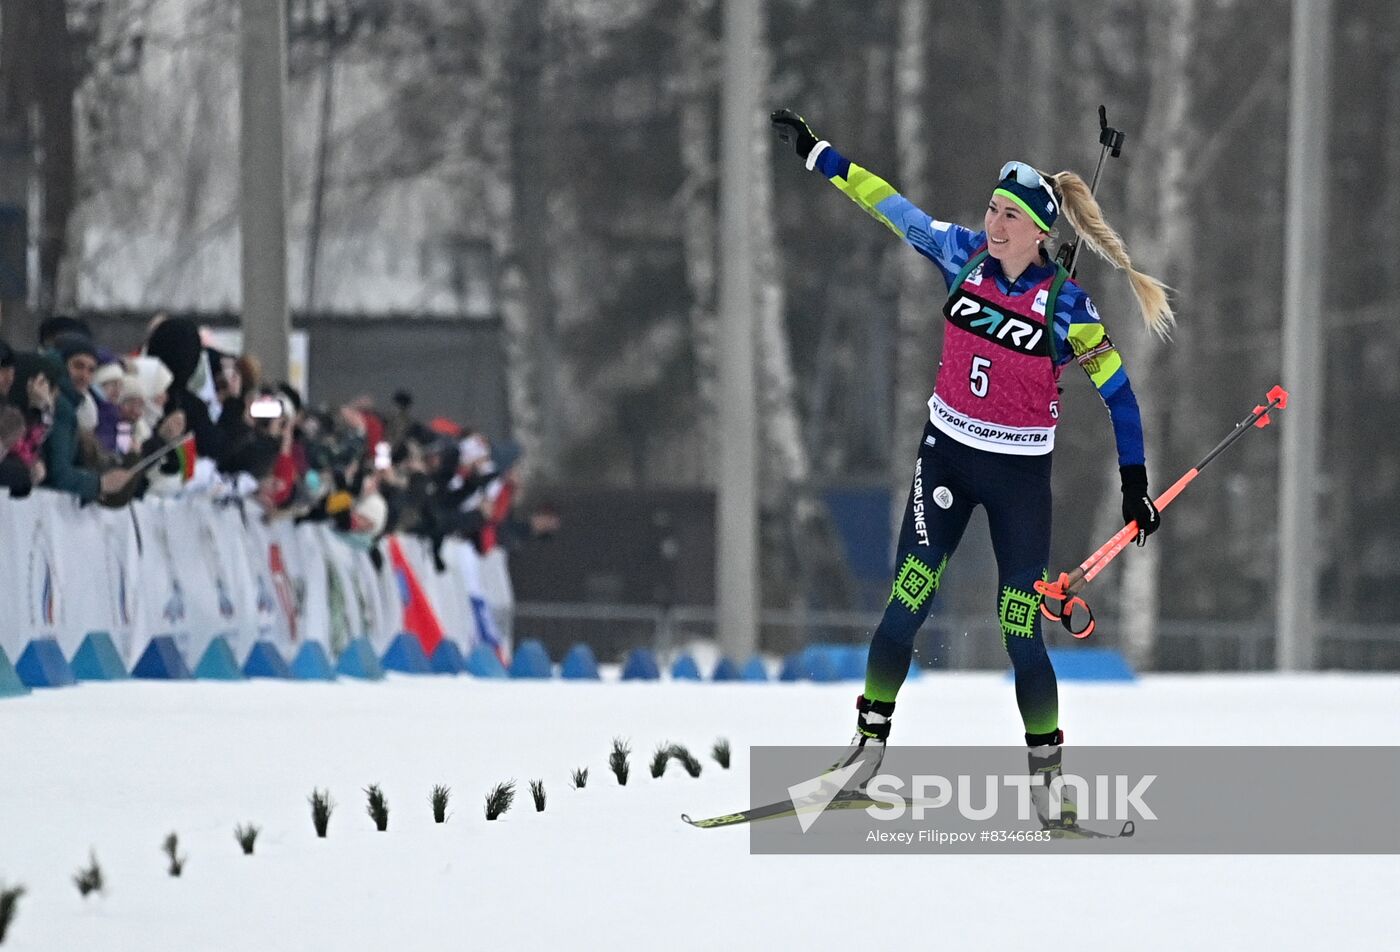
left=1035, top=384, right=1290, bottom=638
left=1055, top=105, right=1125, bottom=278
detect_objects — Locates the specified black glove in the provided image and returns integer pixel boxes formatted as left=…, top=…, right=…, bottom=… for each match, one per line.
left=770, top=108, right=819, bottom=161
left=1119, top=464, right=1160, bottom=546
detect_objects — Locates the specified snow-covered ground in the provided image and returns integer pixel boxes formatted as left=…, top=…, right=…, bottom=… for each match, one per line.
left=1, top=672, right=1396, bottom=951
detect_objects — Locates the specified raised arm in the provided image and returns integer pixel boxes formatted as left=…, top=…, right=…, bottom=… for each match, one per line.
left=771, top=108, right=980, bottom=286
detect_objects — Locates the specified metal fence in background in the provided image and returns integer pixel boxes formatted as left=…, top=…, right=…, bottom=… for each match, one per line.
left=512, top=602, right=1400, bottom=672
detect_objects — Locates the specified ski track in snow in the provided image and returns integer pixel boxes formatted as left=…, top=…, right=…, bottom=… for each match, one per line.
left=1, top=673, right=1396, bottom=951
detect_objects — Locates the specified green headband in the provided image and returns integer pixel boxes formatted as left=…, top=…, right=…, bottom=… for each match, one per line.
left=993, top=187, right=1054, bottom=233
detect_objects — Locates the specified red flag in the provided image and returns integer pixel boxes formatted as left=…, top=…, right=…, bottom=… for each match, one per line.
left=387, top=536, right=444, bottom=656
left=478, top=476, right=515, bottom=554
left=175, top=433, right=197, bottom=481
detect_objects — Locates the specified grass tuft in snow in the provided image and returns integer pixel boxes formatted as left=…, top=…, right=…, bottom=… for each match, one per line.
left=0, top=882, right=24, bottom=943
left=609, top=737, right=631, bottom=786
left=530, top=779, right=546, bottom=812
left=234, top=823, right=260, bottom=855
left=650, top=744, right=671, bottom=778
left=161, top=833, right=187, bottom=877
left=712, top=738, right=731, bottom=769
left=365, top=784, right=390, bottom=832
left=430, top=785, right=451, bottom=823
left=570, top=767, right=588, bottom=789
left=484, top=781, right=516, bottom=821
left=309, top=788, right=335, bottom=838
left=73, top=852, right=104, bottom=898
left=668, top=744, right=702, bottom=778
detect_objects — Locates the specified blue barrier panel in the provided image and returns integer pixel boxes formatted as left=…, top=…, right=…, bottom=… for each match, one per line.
left=243, top=641, right=292, bottom=679
left=70, top=631, right=129, bottom=681
left=0, top=645, right=30, bottom=698
left=291, top=642, right=336, bottom=681
left=509, top=639, right=553, bottom=679
left=712, top=656, right=741, bottom=682
left=1004, top=648, right=1136, bottom=683
left=778, top=653, right=803, bottom=682
left=561, top=643, right=601, bottom=680
left=620, top=647, right=660, bottom=681
left=133, top=636, right=193, bottom=680
left=793, top=647, right=840, bottom=683
left=834, top=646, right=867, bottom=681
left=798, top=644, right=864, bottom=681
left=670, top=654, right=702, bottom=681
left=336, top=637, right=386, bottom=680
left=430, top=639, right=466, bottom=674
left=1046, top=647, right=1136, bottom=682
left=740, top=657, right=769, bottom=682
left=381, top=633, right=433, bottom=674
left=16, top=638, right=77, bottom=688
left=194, top=637, right=244, bottom=680
left=464, top=643, right=508, bottom=678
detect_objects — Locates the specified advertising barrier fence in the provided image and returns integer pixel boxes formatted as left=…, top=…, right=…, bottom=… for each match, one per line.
left=0, top=490, right=514, bottom=682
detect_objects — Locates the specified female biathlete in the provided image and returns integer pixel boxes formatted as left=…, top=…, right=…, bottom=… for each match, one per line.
left=770, top=108, right=1174, bottom=829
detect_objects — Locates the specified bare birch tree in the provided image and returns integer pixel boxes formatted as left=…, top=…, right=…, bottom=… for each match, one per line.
left=751, top=34, right=810, bottom=507
left=678, top=0, right=719, bottom=482
left=480, top=5, right=545, bottom=478
left=890, top=0, right=933, bottom=539
left=1116, top=0, right=1196, bottom=669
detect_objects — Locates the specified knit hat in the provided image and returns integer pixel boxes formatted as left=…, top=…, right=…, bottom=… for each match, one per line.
left=52, top=332, right=98, bottom=365
left=130, top=355, right=174, bottom=400
left=993, top=161, right=1059, bottom=232
left=94, top=362, right=126, bottom=392
left=117, top=374, right=147, bottom=404
left=38, top=315, right=92, bottom=346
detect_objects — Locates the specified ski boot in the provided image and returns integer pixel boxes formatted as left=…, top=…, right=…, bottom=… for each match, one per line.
left=1027, top=729, right=1080, bottom=832
left=826, top=695, right=895, bottom=793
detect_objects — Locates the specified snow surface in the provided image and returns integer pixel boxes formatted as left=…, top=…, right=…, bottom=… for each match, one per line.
left=1, top=672, right=1396, bottom=951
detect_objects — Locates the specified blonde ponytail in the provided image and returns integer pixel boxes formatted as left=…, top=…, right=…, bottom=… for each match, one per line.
left=1050, top=170, right=1176, bottom=339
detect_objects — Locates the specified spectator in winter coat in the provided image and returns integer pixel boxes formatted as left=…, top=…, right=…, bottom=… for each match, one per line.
left=113, top=375, right=154, bottom=456
left=41, top=338, right=130, bottom=503
left=145, top=317, right=227, bottom=465
left=128, top=355, right=174, bottom=429
left=0, top=403, right=32, bottom=497
left=92, top=361, right=126, bottom=452
left=0, top=339, right=15, bottom=400
left=50, top=333, right=104, bottom=437
left=5, top=353, right=60, bottom=492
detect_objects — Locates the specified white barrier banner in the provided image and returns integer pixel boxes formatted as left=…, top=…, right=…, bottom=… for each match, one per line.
left=0, top=489, right=507, bottom=672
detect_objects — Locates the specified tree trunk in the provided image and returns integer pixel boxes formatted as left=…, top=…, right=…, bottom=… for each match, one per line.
left=751, top=12, right=829, bottom=609
left=890, top=0, right=934, bottom=540
left=509, top=0, right=562, bottom=478
left=1118, top=0, right=1197, bottom=671
left=34, top=0, right=75, bottom=312
left=303, top=42, right=336, bottom=312
left=750, top=31, right=810, bottom=501
left=0, top=0, right=35, bottom=344
left=678, top=0, right=719, bottom=483
left=481, top=7, right=543, bottom=476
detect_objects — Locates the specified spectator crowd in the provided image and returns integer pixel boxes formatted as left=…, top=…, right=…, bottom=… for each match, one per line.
left=0, top=314, right=556, bottom=565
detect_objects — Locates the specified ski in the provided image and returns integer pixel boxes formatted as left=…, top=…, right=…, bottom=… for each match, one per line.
left=681, top=789, right=887, bottom=829
left=1044, top=819, right=1136, bottom=840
